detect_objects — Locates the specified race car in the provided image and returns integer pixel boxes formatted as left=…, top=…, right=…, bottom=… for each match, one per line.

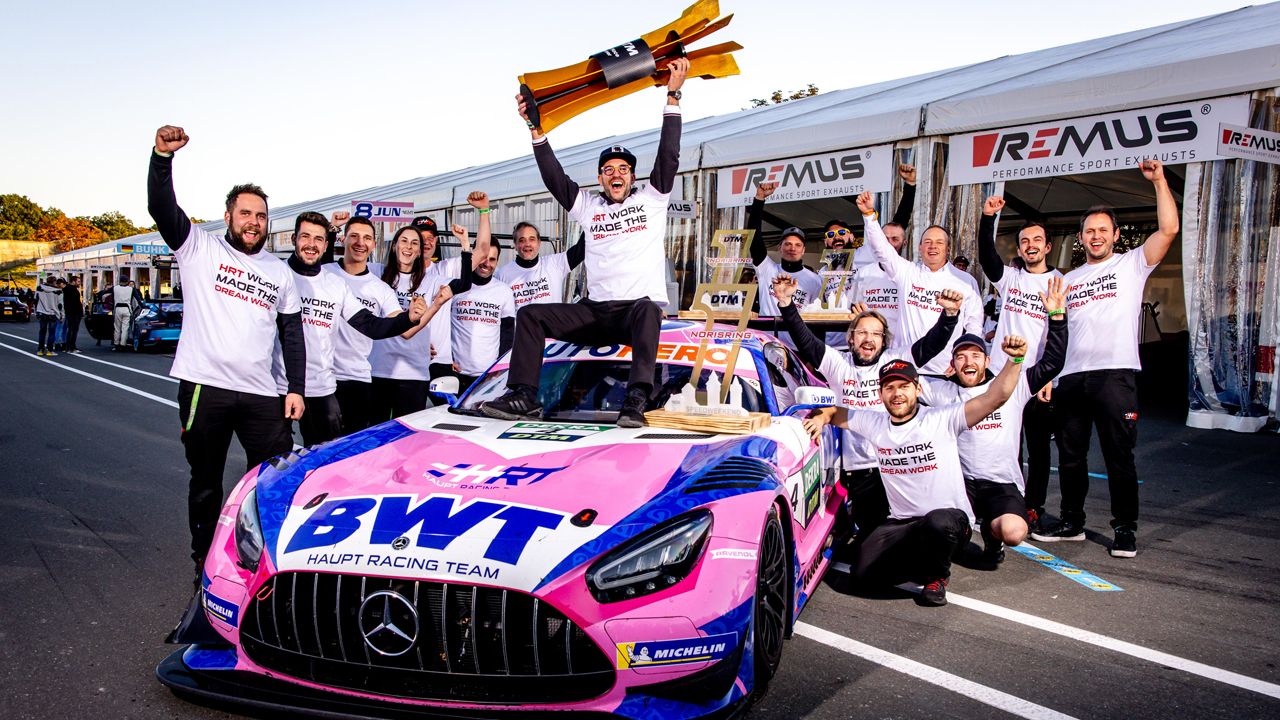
left=0, top=295, right=31, bottom=322
left=158, top=320, right=844, bottom=719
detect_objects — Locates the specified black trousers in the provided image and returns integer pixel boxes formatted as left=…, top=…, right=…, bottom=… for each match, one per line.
left=297, top=393, right=343, bottom=447
left=178, top=381, right=293, bottom=562
left=335, top=380, right=374, bottom=434
left=1021, top=394, right=1055, bottom=512
left=853, top=509, right=971, bottom=585
left=1055, top=369, right=1140, bottom=530
left=508, top=299, right=662, bottom=391
left=843, top=467, right=890, bottom=537
left=370, top=376, right=430, bottom=422
left=65, top=315, right=82, bottom=350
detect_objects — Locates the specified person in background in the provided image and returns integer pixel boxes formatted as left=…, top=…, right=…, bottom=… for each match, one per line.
left=35, top=276, right=63, bottom=357
left=63, top=275, right=84, bottom=353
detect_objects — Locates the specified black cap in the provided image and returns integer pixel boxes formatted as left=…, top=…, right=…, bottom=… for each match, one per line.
left=410, top=216, right=438, bottom=235
left=781, top=226, right=806, bottom=241
left=599, top=145, right=637, bottom=171
left=953, top=255, right=970, bottom=265
left=878, top=359, right=918, bottom=385
left=952, top=333, right=988, bottom=355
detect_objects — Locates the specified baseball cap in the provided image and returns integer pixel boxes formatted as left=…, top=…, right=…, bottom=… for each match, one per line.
left=598, top=145, right=637, bottom=171
left=781, top=226, right=806, bottom=241
left=878, top=359, right=918, bottom=385
left=410, top=216, right=438, bottom=235
left=952, top=333, right=988, bottom=355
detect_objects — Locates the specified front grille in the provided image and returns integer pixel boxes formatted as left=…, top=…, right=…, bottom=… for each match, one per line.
left=239, top=572, right=614, bottom=703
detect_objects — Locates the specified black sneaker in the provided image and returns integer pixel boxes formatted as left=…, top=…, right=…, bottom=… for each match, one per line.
left=1025, top=507, right=1044, bottom=537
left=616, top=387, right=648, bottom=428
left=1031, top=520, right=1085, bottom=542
left=1110, top=527, right=1137, bottom=558
left=480, top=388, right=542, bottom=420
left=982, top=535, right=1005, bottom=565
left=916, top=578, right=948, bottom=607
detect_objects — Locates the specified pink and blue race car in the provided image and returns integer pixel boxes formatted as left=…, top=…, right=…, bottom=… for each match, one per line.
left=158, top=320, right=845, bottom=719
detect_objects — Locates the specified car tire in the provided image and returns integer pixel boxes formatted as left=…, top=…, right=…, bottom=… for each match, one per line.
left=751, top=503, right=788, bottom=696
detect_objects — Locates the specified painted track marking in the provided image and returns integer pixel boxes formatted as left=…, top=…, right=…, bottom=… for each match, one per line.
left=795, top=622, right=1078, bottom=720
left=1009, top=542, right=1122, bottom=591
left=0, top=341, right=177, bottom=408
left=0, top=329, right=178, bottom=384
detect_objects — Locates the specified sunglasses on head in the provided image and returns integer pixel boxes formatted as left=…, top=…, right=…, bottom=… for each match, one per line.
left=826, top=229, right=850, bottom=239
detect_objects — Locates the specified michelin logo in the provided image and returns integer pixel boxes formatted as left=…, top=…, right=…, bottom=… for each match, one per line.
left=204, top=590, right=240, bottom=627
left=616, top=631, right=737, bottom=669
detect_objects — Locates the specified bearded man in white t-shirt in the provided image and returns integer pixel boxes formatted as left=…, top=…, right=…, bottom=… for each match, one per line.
left=975, top=196, right=1065, bottom=537
left=495, top=222, right=583, bottom=309
left=1032, top=160, right=1179, bottom=559
left=148, top=124, right=306, bottom=588
left=832, top=334, right=1027, bottom=607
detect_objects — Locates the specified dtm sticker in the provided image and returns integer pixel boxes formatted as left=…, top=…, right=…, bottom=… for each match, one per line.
left=785, top=453, right=824, bottom=528
left=203, top=590, right=240, bottom=626
left=498, top=423, right=612, bottom=442
left=616, top=632, right=737, bottom=669
left=425, top=462, right=566, bottom=487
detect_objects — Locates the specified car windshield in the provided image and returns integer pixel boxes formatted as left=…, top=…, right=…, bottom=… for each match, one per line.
left=456, top=358, right=768, bottom=422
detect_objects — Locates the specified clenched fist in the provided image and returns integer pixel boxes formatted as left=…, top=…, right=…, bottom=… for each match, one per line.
left=935, top=288, right=964, bottom=316
left=983, top=196, right=1005, bottom=216
left=1001, top=334, right=1028, bottom=360
left=466, top=191, right=489, bottom=210
left=408, top=295, right=428, bottom=322
left=855, top=191, right=876, bottom=216
left=155, top=125, right=189, bottom=154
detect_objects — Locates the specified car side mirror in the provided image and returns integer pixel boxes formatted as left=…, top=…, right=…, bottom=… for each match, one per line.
left=429, top=377, right=460, bottom=407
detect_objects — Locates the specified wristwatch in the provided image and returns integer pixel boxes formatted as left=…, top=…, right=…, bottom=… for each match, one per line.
left=667, top=90, right=682, bottom=100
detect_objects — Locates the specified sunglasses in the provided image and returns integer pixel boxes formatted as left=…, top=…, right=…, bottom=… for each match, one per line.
left=826, top=229, right=850, bottom=239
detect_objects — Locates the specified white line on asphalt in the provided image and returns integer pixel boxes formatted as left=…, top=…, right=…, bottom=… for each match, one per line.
left=0, top=341, right=178, bottom=408
left=0, top=330, right=178, bottom=384
left=794, top=622, right=1078, bottom=720
left=945, top=591, right=1280, bottom=700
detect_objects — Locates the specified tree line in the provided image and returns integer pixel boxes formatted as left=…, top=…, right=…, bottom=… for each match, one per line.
left=0, top=194, right=204, bottom=253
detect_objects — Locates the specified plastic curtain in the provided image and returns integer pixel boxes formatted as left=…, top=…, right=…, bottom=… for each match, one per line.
left=1182, top=91, right=1279, bottom=432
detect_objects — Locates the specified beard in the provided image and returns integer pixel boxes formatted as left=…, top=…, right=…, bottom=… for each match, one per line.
left=228, top=223, right=265, bottom=255
left=885, top=398, right=918, bottom=420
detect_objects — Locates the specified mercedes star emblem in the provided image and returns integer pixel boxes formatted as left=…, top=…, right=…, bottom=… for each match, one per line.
left=358, top=590, right=420, bottom=657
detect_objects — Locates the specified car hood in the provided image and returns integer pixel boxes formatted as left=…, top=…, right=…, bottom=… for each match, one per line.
left=256, top=408, right=777, bottom=593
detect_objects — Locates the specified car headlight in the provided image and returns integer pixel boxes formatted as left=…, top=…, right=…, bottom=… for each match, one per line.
left=587, top=511, right=712, bottom=603
left=234, top=488, right=264, bottom=572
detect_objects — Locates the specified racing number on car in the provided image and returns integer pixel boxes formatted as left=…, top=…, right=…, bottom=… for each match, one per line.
left=785, top=453, right=822, bottom=528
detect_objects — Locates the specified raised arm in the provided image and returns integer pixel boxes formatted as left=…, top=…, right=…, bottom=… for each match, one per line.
left=466, top=191, right=492, bottom=271
left=566, top=231, right=586, bottom=270
left=401, top=286, right=452, bottom=340
left=519, top=95, right=579, bottom=210
left=772, top=274, right=826, bottom=368
left=1141, top=160, right=1180, bottom=266
left=856, top=191, right=912, bottom=282
left=1025, top=275, right=1068, bottom=390
left=977, top=196, right=1005, bottom=284
left=910, top=288, right=962, bottom=367
left=147, top=125, right=193, bottom=250
left=890, top=164, right=916, bottom=228
left=963, top=335, right=1027, bottom=427
left=648, top=57, right=688, bottom=195
left=747, top=182, right=778, bottom=266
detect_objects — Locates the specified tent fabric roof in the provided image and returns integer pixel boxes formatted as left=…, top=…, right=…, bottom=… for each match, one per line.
left=43, top=3, right=1280, bottom=264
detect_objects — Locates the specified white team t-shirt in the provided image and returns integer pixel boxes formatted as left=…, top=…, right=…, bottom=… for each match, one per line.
left=272, top=268, right=363, bottom=397
left=495, top=253, right=571, bottom=309
left=863, top=217, right=983, bottom=375
left=819, top=346, right=909, bottom=471
left=369, top=260, right=461, bottom=382
left=844, top=403, right=975, bottom=523
left=1061, top=250, right=1157, bottom=375
left=450, top=279, right=516, bottom=376
left=921, top=376, right=1034, bottom=491
left=326, top=263, right=403, bottom=384
left=989, top=266, right=1063, bottom=373
left=755, top=258, right=821, bottom=316
left=169, top=225, right=301, bottom=397
left=568, top=182, right=669, bottom=304
left=852, top=262, right=903, bottom=341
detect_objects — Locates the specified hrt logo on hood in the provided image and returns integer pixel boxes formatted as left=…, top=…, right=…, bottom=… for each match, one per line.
left=731, top=153, right=865, bottom=195
left=284, top=495, right=565, bottom=564
left=972, top=110, right=1198, bottom=167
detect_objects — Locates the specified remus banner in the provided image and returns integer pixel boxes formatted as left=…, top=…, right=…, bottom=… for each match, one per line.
left=948, top=94, right=1250, bottom=185
left=715, top=144, right=895, bottom=206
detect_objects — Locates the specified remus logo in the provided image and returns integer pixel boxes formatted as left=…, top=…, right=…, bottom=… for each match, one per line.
left=730, top=153, right=865, bottom=195
left=971, top=110, right=1198, bottom=167
left=1221, top=128, right=1280, bottom=152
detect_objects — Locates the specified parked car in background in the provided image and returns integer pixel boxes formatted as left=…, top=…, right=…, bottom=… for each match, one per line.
left=129, top=299, right=183, bottom=350
left=0, top=295, right=31, bottom=322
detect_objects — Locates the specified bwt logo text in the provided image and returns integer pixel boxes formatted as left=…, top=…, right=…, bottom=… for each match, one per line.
left=972, top=110, right=1198, bottom=167
left=731, top=154, right=865, bottom=194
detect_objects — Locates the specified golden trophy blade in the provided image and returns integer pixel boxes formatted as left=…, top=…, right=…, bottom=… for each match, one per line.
left=518, top=0, right=741, bottom=134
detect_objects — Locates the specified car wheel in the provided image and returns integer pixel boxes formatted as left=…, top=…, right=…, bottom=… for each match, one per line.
left=752, top=504, right=787, bottom=694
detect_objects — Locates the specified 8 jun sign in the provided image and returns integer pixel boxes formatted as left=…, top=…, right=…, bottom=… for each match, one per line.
left=948, top=95, right=1250, bottom=185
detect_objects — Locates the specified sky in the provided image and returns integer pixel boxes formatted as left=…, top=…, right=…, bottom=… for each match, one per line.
left=0, top=0, right=1260, bottom=225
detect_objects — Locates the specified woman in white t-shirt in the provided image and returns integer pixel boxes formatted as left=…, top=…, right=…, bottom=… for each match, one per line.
left=368, top=225, right=471, bottom=421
